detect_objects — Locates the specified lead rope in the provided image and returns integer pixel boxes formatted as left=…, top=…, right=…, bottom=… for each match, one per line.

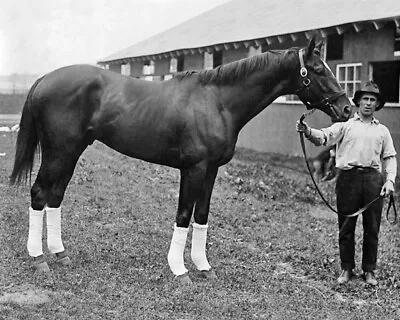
left=387, top=193, right=397, bottom=224
left=299, top=112, right=397, bottom=223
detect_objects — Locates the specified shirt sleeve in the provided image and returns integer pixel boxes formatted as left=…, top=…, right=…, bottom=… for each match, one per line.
left=320, top=122, right=345, bottom=146
left=306, top=128, right=326, bottom=146
left=382, top=126, right=397, bottom=159
left=306, top=122, right=344, bottom=146
left=382, top=126, right=397, bottom=183
left=383, top=156, right=397, bottom=183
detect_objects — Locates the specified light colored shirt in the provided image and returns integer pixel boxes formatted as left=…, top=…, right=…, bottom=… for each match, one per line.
left=307, top=113, right=397, bottom=183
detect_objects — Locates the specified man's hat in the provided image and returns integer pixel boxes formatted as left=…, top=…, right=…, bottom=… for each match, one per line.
left=352, top=80, right=385, bottom=111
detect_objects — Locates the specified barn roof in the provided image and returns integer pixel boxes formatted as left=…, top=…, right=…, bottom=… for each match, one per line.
left=98, top=0, right=400, bottom=65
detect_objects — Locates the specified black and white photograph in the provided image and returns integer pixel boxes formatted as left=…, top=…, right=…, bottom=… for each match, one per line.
left=1, top=0, right=400, bottom=319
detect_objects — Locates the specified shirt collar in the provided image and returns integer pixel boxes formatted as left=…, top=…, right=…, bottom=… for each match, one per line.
left=353, top=112, right=380, bottom=124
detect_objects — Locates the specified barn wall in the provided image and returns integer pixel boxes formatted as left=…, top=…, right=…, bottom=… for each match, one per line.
left=154, top=59, right=170, bottom=76
left=236, top=102, right=327, bottom=157
left=236, top=102, right=400, bottom=166
left=109, top=64, right=121, bottom=73
left=346, top=25, right=395, bottom=82
left=184, top=53, right=204, bottom=70
left=345, top=25, right=395, bottom=62
left=130, top=61, right=143, bottom=77
left=223, top=47, right=249, bottom=64
left=327, top=25, right=398, bottom=83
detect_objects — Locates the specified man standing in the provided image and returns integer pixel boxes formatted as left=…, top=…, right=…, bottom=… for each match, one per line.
left=296, top=81, right=397, bottom=285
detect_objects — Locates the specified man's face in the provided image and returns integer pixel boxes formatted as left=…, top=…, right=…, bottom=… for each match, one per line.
left=358, top=93, right=379, bottom=117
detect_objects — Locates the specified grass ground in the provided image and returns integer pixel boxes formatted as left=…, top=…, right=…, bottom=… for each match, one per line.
left=0, top=131, right=400, bottom=320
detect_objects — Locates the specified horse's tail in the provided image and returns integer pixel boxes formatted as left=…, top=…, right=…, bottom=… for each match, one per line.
left=10, top=76, right=44, bottom=186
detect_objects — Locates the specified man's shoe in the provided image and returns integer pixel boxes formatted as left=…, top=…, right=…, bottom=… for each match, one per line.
left=337, top=269, right=353, bottom=284
left=364, top=271, right=378, bottom=286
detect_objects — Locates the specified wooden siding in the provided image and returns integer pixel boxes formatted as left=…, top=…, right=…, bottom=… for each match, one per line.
left=184, top=53, right=204, bottom=70
left=109, top=64, right=121, bottom=73
left=222, top=47, right=248, bottom=64
left=236, top=102, right=327, bottom=157
left=345, top=26, right=395, bottom=62
left=237, top=102, right=400, bottom=163
left=327, top=24, right=398, bottom=83
left=154, top=59, right=170, bottom=76
left=129, top=61, right=143, bottom=77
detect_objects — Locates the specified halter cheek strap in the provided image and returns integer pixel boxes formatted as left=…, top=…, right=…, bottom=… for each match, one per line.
left=298, top=49, right=308, bottom=79
left=295, top=49, right=346, bottom=113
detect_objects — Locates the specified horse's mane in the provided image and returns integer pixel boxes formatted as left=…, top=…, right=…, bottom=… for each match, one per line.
left=174, top=48, right=299, bottom=85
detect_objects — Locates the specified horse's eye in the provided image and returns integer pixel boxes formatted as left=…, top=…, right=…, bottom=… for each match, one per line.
left=314, top=66, right=324, bottom=74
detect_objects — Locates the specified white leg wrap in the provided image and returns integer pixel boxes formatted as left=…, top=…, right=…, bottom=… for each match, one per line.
left=46, top=206, right=65, bottom=254
left=191, top=222, right=211, bottom=271
left=167, top=224, right=189, bottom=276
left=27, top=207, right=44, bottom=257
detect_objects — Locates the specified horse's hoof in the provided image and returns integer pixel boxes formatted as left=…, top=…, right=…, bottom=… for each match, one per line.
left=175, top=273, right=193, bottom=285
left=198, top=269, right=218, bottom=280
left=33, top=261, right=50, bottom=273
left=56, top=256, right=72, bottom=267
left=32, top=255, right=50, bottom=273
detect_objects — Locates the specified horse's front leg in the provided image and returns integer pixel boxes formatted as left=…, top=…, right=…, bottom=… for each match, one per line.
left=167, top=162, right=207, bottom=284
left=191, top=165, right=218, bottom=279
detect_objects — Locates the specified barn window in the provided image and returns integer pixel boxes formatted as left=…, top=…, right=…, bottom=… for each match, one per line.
left=143, top=60, right=155, bottom=75
left=203, top=51, right=223, bottom=69
left=169, top=56, right=184, bottom=74
left=177, top=56, right=184, bottom=72
left=121, top=63, right=130, bottom=76
left=326, top=34, right=344, bottom=60
left=336, top=63, right=362, bottom=98
left=142, top=75, right=153, bottom=81
left=170, top=58, right=178, bottom=73
left=371, top=61, right=400, bottom=104
left=204, top=52, right=213, bottom=69
left=213, top=50, right=223, bottom=68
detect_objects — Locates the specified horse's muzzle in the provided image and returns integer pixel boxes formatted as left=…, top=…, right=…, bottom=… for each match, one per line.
left=333, top=104, right=351, bottom=122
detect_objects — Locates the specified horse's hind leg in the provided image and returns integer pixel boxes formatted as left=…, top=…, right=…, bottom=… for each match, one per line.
left=28, top=148, right=84, bottom=271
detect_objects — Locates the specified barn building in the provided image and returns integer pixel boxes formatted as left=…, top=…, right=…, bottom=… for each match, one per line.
left=98, top=0, right=400, bottom=159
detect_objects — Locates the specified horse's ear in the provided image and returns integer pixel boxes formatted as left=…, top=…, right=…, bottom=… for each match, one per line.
left=315, top=40, right=324, bottom=53
left=305, top=37, right=316, bottom=58
left=305, top=33, right=325, bottom=58
left=313, top=40, right=325, bottom=58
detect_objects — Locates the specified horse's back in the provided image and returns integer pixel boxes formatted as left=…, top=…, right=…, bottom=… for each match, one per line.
left=35, top=65, right=125, bottom=97
left=28, top=64, right=235, bottom=168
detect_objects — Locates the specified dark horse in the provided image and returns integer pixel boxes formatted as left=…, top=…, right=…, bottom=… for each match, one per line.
left=10, top=39, right=351, bottom=283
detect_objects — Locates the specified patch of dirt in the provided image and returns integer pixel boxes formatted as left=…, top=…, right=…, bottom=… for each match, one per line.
left=0, top=284, right=51, bottom=305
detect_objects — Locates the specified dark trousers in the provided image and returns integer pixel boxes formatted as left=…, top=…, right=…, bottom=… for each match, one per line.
left=336, top=167, right=384, bottom=272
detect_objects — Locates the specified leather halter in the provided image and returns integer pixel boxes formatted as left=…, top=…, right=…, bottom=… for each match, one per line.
left=295, top=49, right=346, bottom=114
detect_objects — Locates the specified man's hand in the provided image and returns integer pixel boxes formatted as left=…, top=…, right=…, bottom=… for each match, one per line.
left=380, top=180, right=395, bottom=197
left=296, top=120, right=311, bottom=136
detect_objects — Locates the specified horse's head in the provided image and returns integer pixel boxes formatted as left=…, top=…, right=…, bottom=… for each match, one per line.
left=294, top=38, right=351, bottom=122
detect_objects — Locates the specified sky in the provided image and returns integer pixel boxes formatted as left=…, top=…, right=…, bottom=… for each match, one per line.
left=0, top=0, right=231, bottom=76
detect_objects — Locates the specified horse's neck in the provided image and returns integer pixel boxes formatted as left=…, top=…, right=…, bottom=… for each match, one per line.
left=223, top=56, right=296, bottom=131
